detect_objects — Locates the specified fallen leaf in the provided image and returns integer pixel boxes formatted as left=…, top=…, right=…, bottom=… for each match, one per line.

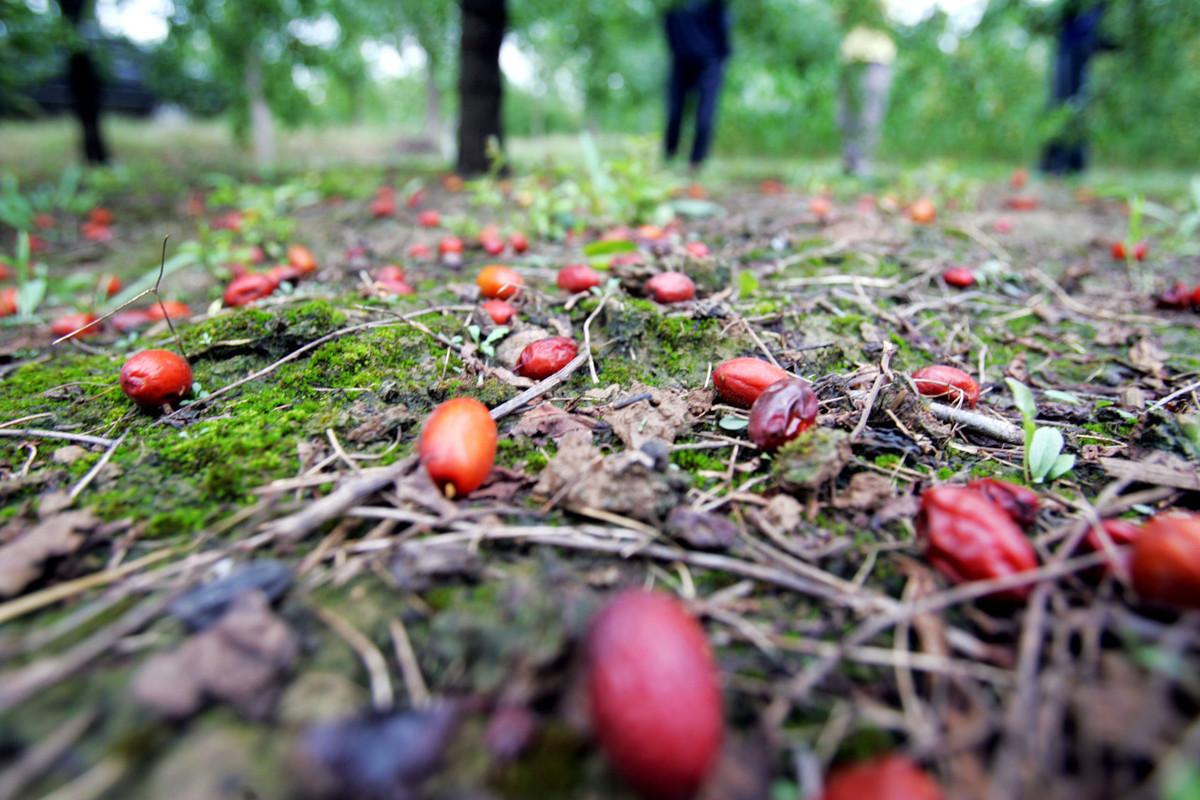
left=470, top=466, right=535, bottom=502
left=0, top=509, right=99, bottom=597
left=133, top=591, right=298, bottom=720
left=666, top=507, right=739, bottom=550
left=773, top=428, right=852, bottom=492
left=832, top=471, right=895, bottom=511
left=346, top=405, right=413, bottom=444
left=510, top=402, right=595, bottom=441
left=1129, top=337, right=1168, bottom=379
left=52, top=445, right=89, bottom=465
left=601, top=383, right=693, bottom=448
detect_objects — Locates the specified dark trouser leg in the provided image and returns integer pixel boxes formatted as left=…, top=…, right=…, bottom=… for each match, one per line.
left=665, top=60, right=689, bottom=161
left=689, top=60, right=723, bottom=166
left=1042, top=45, right=1089, bottom=175
left=68, top=50, right=108, bottom=164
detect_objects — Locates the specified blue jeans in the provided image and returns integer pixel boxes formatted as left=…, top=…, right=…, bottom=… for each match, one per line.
left=665, top=57, right=724, bottom=166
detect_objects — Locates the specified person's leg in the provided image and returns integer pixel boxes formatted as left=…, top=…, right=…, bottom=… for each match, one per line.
left=838, top=63, right=865, bottom=175
left=665, top=58, right=688, bottom=161
left=689, top=59, right=724, bottom=166
left=1041, top=44, right=1073, bottom=175
left=856, top=62, right=893, bottom=178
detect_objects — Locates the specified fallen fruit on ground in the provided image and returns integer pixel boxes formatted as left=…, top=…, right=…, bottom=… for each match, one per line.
left=1111, top=240, right=1148, bottom=261
left=713, top=357, right=790, bottom=407
left=482, top=236, right=505, bottom=256
left=408, top=243, right=432, bottom=260
left=1082, top=518, right=1141, bottom=574
left=418, top=398, right=497, bottom=498
left=942, top=266, right=975, bottom=288
left=1011, top=168, right=1029, bottom=189
left=809, top=195, right=833, bottom=219
left=587, top=590, right=723, bottom=800
left=684, top=241, right=710, bottom=259
left=417, top=210, right=440, bottom=228
left=509, top=232, right=529, bottom=253
left=516, top=337, right=578, bottom=379
left=1130, top=513, right=1200, bottom=609
left=224, top=273, right=279, bottom=307
left=147, top=300, right=191, bottom=321
left=375, top=265, right=414, bottom=296
left=0, top=286, right=19, bottom=316
left=266, top=264, right=305, bottom=284
left=476, top=265, right=523, bottom=300
left=111, top=309, right=154, bottom=332
left=481, top=299, right=515, bottom=325
left=748, top=378, right=819, bottom=450
left=911, top=364, right=981, bottom=408
left=50, top=312, right=100, bottom=339
left=820, top=754, right=943, bottom=800
left=98, top=275, right=121, bottom=297
left=645, top=271, right=696, bottom=303
left=1005, top=196, right=1039, bottom=211
left=287, top=245, right=318, bottom=274
left=916, top=485, right=1039, bottom=600
left=1156, top=281, right=1191, bottom=310
left=557, top=263, right=601, bottom=293
left=120, top=349, right=193, bottom=409
left=908, top=197, right=937, bottom=224
left=967, top=478, right=1039, bottom=528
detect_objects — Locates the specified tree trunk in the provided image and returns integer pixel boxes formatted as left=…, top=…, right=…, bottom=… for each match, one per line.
left=245, top=52, right=277, bottom=167
left=456, top=0, right=506, bottom=175
left=59, top=0, right=109, bottom=164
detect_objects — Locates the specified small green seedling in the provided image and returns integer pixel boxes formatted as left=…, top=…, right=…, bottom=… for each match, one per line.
left=1007, top=378, right=1074, bottom=484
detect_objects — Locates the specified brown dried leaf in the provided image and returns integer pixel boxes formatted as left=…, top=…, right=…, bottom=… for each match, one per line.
left=1129, top=337, right=1168, bottom=379
left=600, top=383, right=692, bottom=448
left=132, top=591, right=298, bottom=720
left=510, top=403, right=595, bottom=441
left=666, top=507, right=739, bottom=550
left=0, top=509, right=99, bottom=597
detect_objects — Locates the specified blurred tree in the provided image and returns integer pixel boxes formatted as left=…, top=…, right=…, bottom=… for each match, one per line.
left=457, top=0, right=506, bottom=175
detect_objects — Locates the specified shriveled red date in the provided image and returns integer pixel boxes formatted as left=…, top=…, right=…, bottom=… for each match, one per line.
left=911, top=365, right=980, bottom=408
left=916, top=485, right=1038, bottom=600
left=966, top=478, right=1039, bottom=528
left=748, top=378, right=819, bottom=450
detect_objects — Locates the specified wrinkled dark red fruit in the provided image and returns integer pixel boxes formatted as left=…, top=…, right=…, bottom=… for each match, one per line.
left=482, top=236, right=505, bottom=256
left=111, top=309, right=154, bottom=332
left=509, top=232, right=529, bottom=253
left=481, top=299, right=515, bottom=325
left=916, top=485, right=1039, bottom=600
left=516, top=337, right=578, bottom=379
left=51, top=312, right=100, bottom=339
left=1130, top=513, right=1200, bottom=609
left=713, top=357, right=790, bottom=407
left=645, top=271, right=696, bottom=303
left=376, top=265, right=414, bottom=296
left=967, top=478, right=1039, bottom=528
left=748, top=378, right=819, bottom=450
left=942, top=266, right=975, bottom=288
left=120, top=349, right=193, bottom=409
left=911, top=365, right=980, bottom=408
left=148, top=300, right=191, bottom=321
left=587, top=590, right=723, bottom=800
left=820, top=754, right=943, bottom=800
left=557, top=263, right=602, bottom=293
left=267, top=263, right=305, bottom=284
left=1081, top=518, right=1140, bottom=575
left=418, top=398, right=497, bottom=497
left=224, top=273, right=278, bottom=307
left=1156, top=281, right=1192, bottom=310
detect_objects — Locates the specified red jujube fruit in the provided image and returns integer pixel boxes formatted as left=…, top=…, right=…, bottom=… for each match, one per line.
left=966, top=478, right=1039, bottom=528
left=557, top=263, right=601, bottom=293
left=713, top=357, right=790, bottom=407
left=509, top=232, right=529, bottom=253
left=120, top=349, right=193, bottom=409
left=51, top=312, right=100, bottom=339
left=481, top=300, right=515, bottom=325
left=748, top=378, right=819, bottom=450
left=111, top=309, right=154, bottom=332
left=439, top=236, right=463, bottom=255
left=645, top=271, right=696, bottom=303
left=911, top=365, right=981, bottom=408
left=587, top=590, right=723, bottom=800
left=147, top=300, right=191, bottom=321
left=418, top=397, right=497, bottom=498
left=942, top=267, right=975, bottom=288
left=417, top=210, right=440, bottom=228
left=820, top=755, right=943, bottom=800
left=1156, top=282, right=1191, bottom=310
left=224, top=273, right=278, bottom=307
left=482, top=236, right=506, bottom=256
left=287, top=245, right=318, bottom=275
left=516, top=337, right=578, bottom=379
left=0, top=287, right=16, bottom=316
left=1130, top=513, right=1200, bottom=609
left=908, top=198, right=937, bottom=224
left=916, top=485, right=1039, bottom=600
left=476, top=265, right=524, bottom=300
left=99, top=274, right=121, bottom=297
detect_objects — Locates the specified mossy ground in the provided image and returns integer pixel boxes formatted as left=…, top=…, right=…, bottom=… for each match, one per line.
left=2, top=158, right=1200, bottom=800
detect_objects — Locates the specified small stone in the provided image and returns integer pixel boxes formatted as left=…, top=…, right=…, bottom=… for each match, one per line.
left=52, top=445, right=89, bottom=465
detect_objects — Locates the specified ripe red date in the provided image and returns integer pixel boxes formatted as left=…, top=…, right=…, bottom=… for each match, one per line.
left=748, top=378, right=819, bottom=450
left=966, top=478, right=1039, bottom=528
left=516, top=337, right=578, bottom=379
left=911, top=365, right=980, bottom=408
left=821, top=754, right=943, bottom=800
left=1130, top=512, right=1200, bottom=609
left=713, top=357, right=790, bottom=407
left=645, top=271, right=696, bottom=303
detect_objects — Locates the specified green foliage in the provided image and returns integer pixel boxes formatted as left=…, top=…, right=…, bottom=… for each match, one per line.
left=1007, top=378, right=1075, bottom=484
